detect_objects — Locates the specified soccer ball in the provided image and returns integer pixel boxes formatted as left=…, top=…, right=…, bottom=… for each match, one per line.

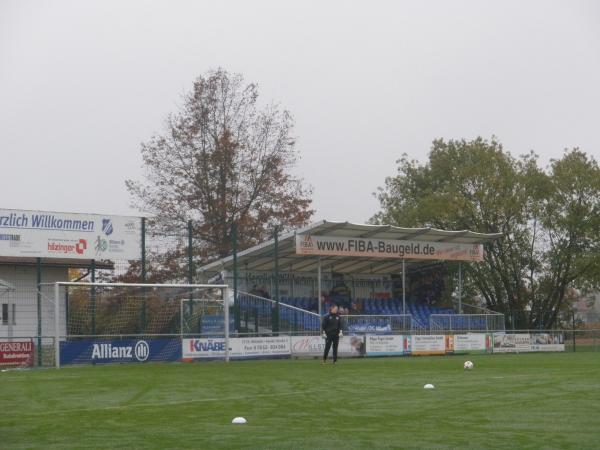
left=464, top=360, right=474, bottom=370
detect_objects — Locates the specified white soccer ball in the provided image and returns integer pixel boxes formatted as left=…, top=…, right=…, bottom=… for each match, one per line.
left=464, top=360, right=474, bottom=370
left=423, top=383, right=435, bottom=389
left=232, top=417, right=247, bottom=424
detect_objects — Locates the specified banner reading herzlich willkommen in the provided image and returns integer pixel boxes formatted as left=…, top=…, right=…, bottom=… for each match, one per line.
left=296, top=234, right=483, bottom=262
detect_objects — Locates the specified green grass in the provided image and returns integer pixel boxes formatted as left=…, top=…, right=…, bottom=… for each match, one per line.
left=1, top=353, right=600, bottom=449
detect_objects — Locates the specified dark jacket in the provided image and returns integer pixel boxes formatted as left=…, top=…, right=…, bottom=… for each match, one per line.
left=322, top=312, right=342, bottom=336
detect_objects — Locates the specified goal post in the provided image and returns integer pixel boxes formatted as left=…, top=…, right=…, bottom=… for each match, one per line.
left=52, top=282, right=229, bottom=368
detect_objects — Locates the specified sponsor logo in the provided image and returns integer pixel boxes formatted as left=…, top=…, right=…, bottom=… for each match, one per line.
left=47, top=238, right=87, bottom=255
left=469, top=244, right=482, bottom=258
left=76, top=239, right=87, bottom=254
left=134, top=341, right=149, bottom=361
left=189, top=339, right=226, bottom=352
left=124, top=221, right=137, bottom=232
left=95, top=236, right=108, bottom=253
left=102, top=219, right=113, bottom=236
left=0, top=234, right=20, bottom=241
left=0, top=341, right=33, bottom=352
left=298, top=234, right=314, bottom=250
left=91, top=340, right=150, bottom=361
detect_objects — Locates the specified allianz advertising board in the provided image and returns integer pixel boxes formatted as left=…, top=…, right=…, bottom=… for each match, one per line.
left=60, top=339, right=180, bottom=365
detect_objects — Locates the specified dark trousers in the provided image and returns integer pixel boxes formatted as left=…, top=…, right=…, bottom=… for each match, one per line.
left=323, top=334, right=339, bottom=362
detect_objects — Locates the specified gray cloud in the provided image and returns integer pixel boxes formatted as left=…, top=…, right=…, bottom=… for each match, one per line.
left=1, top=0, right=598, bottom=223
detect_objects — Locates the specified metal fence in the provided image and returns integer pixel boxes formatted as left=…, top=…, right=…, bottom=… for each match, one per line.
left=236, top=291, right=321, bottom=335
left=430, top=313, right=506, bottom=332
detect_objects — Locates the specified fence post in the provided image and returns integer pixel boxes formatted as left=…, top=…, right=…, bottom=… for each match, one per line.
left=232, top=222, right=240, bottom=334
left=272, top=227, right=280, bottom=334
left=91, top=260, right=96, bottom=336
left=36, top=257, right=42, bottom=367
left=141, top=217, right=147, bottom=332
left=54, top=282, right=60, bottom=369
left=572, top=312, right=576, bottom=352
left=187, top=220, right=193, bottom=317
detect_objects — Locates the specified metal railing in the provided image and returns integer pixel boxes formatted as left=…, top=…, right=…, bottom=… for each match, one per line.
left=430, top=313, right=506, bottom=332
left=236, top=291, right=321, bottom=335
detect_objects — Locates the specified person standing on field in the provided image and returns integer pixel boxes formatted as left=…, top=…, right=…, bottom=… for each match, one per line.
left=322, top=305, right=343, bottom=364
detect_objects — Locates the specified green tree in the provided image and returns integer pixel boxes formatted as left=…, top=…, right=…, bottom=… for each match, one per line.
left=373, top=138, right=600, bottom=328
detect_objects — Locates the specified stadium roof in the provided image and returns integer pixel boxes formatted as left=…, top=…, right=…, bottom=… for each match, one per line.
left=198, top=220, right=503, bottom=276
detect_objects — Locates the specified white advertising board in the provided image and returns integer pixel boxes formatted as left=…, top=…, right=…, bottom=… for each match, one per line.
left=290, top=335, right=364, bottom=357
left=0, top=208, right=141, bottom=260
left=365, top=334, right=406, bottom=356
left=182, top=336, right=290, bottom=359
left=493, top=333, right=532, bottom=353
left=530, top=333, right=565, bottom=352
left=410, top=335, right=446, bottom=355
left=453, top=333, right=489, bottom=352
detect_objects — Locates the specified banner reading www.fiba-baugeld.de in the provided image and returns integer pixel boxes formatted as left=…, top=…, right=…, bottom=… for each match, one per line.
left=295, top=234, right=483, bottom=262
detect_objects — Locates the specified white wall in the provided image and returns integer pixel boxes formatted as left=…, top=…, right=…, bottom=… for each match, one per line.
left=0, top=265, right=68, bottom=339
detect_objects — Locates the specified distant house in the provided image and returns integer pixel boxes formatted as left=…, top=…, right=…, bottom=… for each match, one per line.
left=573, top=292, right=600, bottom=324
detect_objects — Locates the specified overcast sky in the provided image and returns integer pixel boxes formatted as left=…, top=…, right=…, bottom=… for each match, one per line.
left=1, top=0, right=599, bottom=224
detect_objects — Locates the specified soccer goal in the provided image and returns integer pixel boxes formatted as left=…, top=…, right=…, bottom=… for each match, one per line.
left=49, top=282, right=229, bottom=368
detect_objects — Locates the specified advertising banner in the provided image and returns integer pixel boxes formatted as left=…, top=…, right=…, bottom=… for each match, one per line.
left=453, top=333, right=490, bottom=353
left=289, top=335, right=365, bottom=357
left=0, top=208, right=141, bottom=260
left=530, top=333, right=565, bottom=352
left=410, top=335, right=446, bottom=355
left=365, top=334, right=407, bottom=356
left=493, top=333, right=531, bottom=353
left=0, top=340, right=34, bottom=366
left=296, top=234, right=483, bottom=262
left=60, top=339, right=180, bottom=365
left=183, top=336, right=291, bottom=359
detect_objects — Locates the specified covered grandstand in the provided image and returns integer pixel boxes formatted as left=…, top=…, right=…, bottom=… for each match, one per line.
left=198, top=220, right=504, bottom=334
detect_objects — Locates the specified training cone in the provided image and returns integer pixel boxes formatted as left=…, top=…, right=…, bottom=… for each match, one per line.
left=423, top=384, right=435, bottom=389
left=232, top=417, right=247, bottom=424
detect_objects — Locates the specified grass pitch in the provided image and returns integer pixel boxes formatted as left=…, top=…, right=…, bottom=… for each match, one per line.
left=1, top=353, right=599, bottom=449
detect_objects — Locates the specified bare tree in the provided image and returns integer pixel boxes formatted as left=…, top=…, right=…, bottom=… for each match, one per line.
left=127, top=69, right=313, bottom=261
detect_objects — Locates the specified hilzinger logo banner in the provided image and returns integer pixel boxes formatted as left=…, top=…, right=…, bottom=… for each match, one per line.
left=296, top=234, right=484, bottom=262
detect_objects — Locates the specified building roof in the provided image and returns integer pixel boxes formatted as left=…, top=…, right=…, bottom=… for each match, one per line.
left=198, top=220, right=503, bottom=276
left=0, top=256, right=113, bottom=270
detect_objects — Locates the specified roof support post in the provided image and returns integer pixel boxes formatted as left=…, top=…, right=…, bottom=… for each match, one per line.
left=402, top=258, right=406, bottom=316
left=272, top=227, right=279, bottom=334
left=317, top=257, right=322, bottom=317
